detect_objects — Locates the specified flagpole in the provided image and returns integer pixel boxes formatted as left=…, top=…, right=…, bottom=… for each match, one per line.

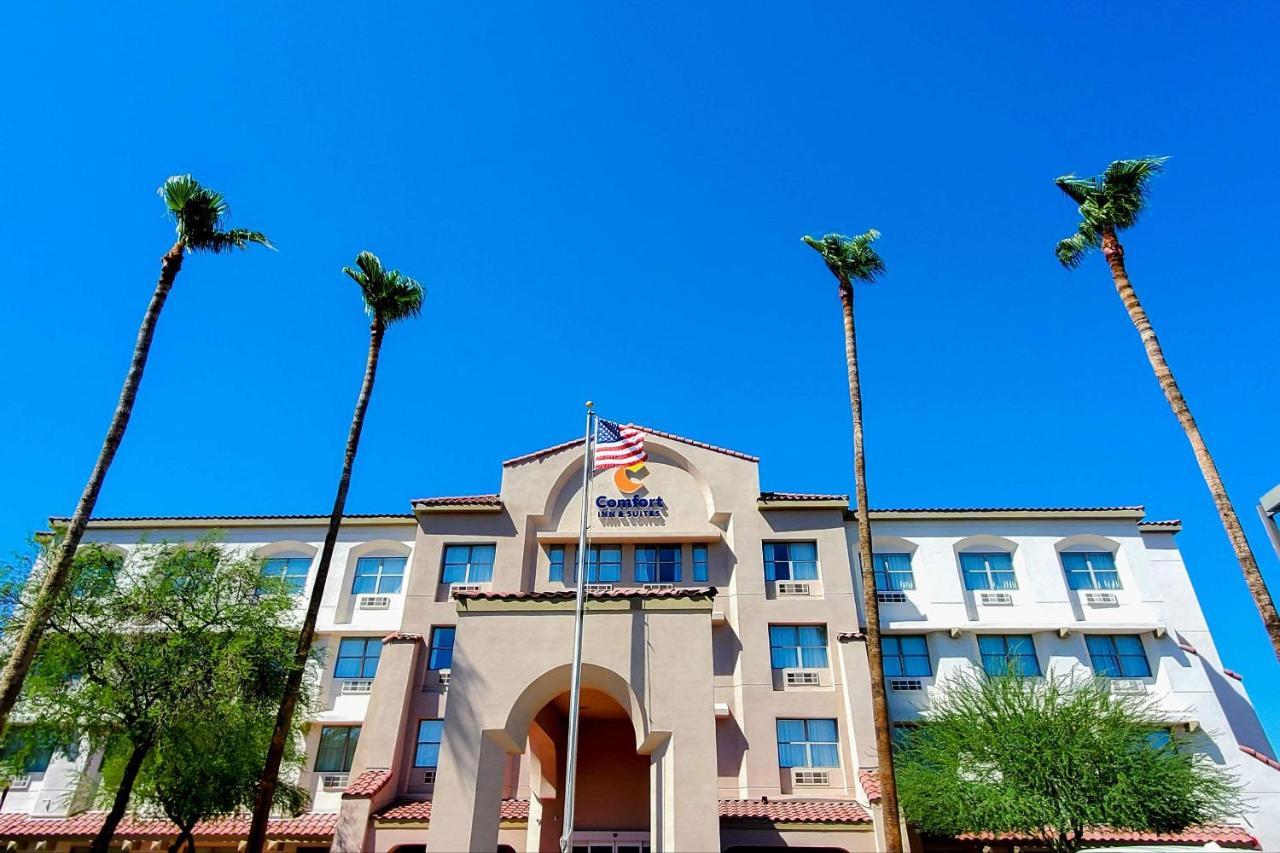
left=560, top=401, right=595, bottom=853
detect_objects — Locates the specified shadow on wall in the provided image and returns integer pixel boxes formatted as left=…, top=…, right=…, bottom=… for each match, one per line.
left=1203, top=661, right=1274, bottom=758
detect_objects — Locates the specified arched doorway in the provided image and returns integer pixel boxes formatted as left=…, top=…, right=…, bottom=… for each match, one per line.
left=527, top=688, right=651, bottom=853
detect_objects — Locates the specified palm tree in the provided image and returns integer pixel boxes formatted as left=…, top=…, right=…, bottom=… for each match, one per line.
left=247, top=251, right=424, bottom=853
left=802, top=229, right=903, bottom=852
left=1055, top=157, right=1280, bottom=661
left=0, top=176, right=270, bottom=735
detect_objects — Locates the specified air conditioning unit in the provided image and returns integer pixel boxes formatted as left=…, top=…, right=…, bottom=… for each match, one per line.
left=776, top=582, right=812, bottom=596
left=642, top=583, right=676, bottom=592
left=791, top=769, right=830, bottom=787
left=784, top=669, right=823, bottom=687
left=437, top=669, right=451, bottom=687
left=356, top=594, right=391, bottom=610
left=422, top=769, right=437, bottom=784
left=978, top=592, right=1013, bottom=606
left=877, top=590, right=907, bottom=604
left=341, top=679, right=374, bottom=695
left=585, top=583, right=614, bottom=594
left=7, top=775, right=31, bottom=790
left=449, top=584, right=482, bottom=596
left=1083, top=591, right=1119, bottom=607
left=1110, top=678, right=1148, bottom=695
left=890, top=678, right=924, bottom=692
left=320, top=773, right=350, bottom=790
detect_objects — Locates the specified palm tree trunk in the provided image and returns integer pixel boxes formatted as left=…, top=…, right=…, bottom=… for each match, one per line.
left=1101, top=228, right=1280, bottom=660
left=0, top=241, right=185, bottom=736
left=839, top=281, right=904, bottom=852
left=89, top=738, right=152, bottom=853
left=246, top=319, right=386, bottom=853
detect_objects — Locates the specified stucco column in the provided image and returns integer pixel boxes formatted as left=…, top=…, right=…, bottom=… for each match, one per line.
left=429, top=726, right=512, bottom=851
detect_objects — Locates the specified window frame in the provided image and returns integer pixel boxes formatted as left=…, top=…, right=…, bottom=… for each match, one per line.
left=428, top=626, right=455, bottom=671
left=769, top=625, right=830, bottom=670
left=692, top=543, right=709, bottom=583
left=1086, top=634, right=1152, bottom=678
left=635, top=545, right=681, bottom=583
left=776, top=718, right=840, bottom=769
left=334, top=637, right=382, bottom=679
left=959, top=551, right=1018, bottom=591
left=1061, top=551, right=1122, bottom=591
left=548, top=545, right=566, bottom=583
left=977, top=634, right=1041, bottom=677
left=882, top=635, right=932, bottom=677
left=314, top=725, right=361, bottom=773
left=441, top=544, right=495, bottom=585
left=262, top=556, right=311, bottom=595
left=352, top=556, right=406, bottom=595
left=414, top=719, right=444, bottom=768
left=763, top=541, right=819, bottom=582
left=872, top=552, right=915, bottom=591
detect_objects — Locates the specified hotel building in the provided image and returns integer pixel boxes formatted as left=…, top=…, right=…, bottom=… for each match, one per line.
left=1, top=427, right=1277, bottom=851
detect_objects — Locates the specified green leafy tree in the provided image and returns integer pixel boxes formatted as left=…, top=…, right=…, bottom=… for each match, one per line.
left=0, top=176, right=271, bottom=736
left=895, top=669, right=1241, bottom=853
left=1055, top=157, right=1280, bottom=662
left=801, top=229, right=903, bottom=852
left=5, top=540, right=308, bottom=853
left=248, top=251, right=424, bottom=852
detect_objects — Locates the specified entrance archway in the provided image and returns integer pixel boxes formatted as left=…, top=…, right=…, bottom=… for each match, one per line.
left=527, top=688, right=651, bottom=852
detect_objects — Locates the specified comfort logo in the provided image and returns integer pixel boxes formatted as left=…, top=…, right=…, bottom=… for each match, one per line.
left=613, top=462, right=647, bottom=494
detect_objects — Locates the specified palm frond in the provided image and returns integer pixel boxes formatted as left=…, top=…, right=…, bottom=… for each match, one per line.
left=1052, top=156, right=1169, bottom=261
left=1053, top=175, right=1097, bottom=205
left=801, top=229, right=886, bottom=285
left=157, top=175, right=270, bottom=254
left=1055, top=231, right=1095, bottom=269
left=343, top=250, right=425, bottom=325
left=203, top=229, right=274, bottom=254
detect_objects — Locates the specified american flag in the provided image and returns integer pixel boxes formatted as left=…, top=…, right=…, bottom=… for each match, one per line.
left=593, top=418, right=646, bottom=470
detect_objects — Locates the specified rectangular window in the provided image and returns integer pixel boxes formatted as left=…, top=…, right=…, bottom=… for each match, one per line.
left=587, top=546, right=622, bottom=583
left=769, top=625, right=829, bottom=669
left=548, top=545, right=566, bottom=583
left=428, top=626, right=455, bottom=671
left=776, top=718, right=839, bottom=768
left=1087, top=634, right=1152, bottom=678
left=441, top=544, right=495, bottom=585
left=960, top=552, right=1017, bottom=590
left=1, top=732, right=54, bottom=774
left=261, top=557, right=310, bottom=595
left=873, top=553, right=915, bottom=591
left=315, top=726, right=361, bottom=772
left=763, top=542, right=818, bottom=581
left=334, top=637, right=381, bottom=679
left=1062, top=552, right=1121, bottom=590
left=415, top=720, right=444, bottom=768
left=692, top=544, right=709, bottom=583
left=978, top=634, right=1041, bottom=676
left=883, top=635, right=932, bottom=677
left=635, top=545, right=681, bottom=583
left=352, top=556, right=406, bottom=595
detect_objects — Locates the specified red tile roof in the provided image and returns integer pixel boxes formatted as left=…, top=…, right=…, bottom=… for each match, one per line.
left=1241, top=744, right=1280, bottom=771
left=382, top=632, right=423, bottom=644
left=718, top=799, right=872, bottom=824
left=858, top=768, right=881, bottom=803
left=376, top=799, right=531, bottom=822
left=836, top=631, right=868, bottom=642
left=343, top=768, right=393, bottom=797
left=1177, top=641, right=1198, bottom=655
left=454, top=586, right=716, bottom=602
left=759, top=491, right=848, bottom=503
left=503, top=425, right=759, bottom=466
left=57, top=513, right=412, bottom=524
left=1139, top=519, right=1182, bottom=527
left=0, top=811, right=337, bottom=839
left=954, top=825, right=1256, bottom=847
left=412, top=494, right=503, bottom=509
left=1225, top=668, right=1244, bottom=681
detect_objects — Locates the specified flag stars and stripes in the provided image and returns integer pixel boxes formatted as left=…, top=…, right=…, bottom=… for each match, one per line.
left=593, top=419, right=647, bottom=470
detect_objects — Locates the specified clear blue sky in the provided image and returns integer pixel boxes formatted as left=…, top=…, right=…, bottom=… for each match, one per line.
left=1, top=4, right=1277, bottom=739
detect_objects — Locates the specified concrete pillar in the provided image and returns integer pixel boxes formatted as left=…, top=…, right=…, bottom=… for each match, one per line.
left=429, top=727, right=512, bottom=851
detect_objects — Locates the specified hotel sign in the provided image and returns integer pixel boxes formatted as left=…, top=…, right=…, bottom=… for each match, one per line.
left=596, top=462, right=669, bottom=522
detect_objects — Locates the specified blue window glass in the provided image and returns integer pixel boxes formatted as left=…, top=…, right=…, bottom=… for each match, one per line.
left=587, top=546, right=622, bottom=583
left=1146, top=729, right=1174, bottom=750
left=352, top=556, right=406, bottom=595
left=769, top=625, right=829, bottom=669
left=441, top=545, right=495, bottom=585
left=635, top=546, right=681, bottom=583
left=415, top=720, right=443, bottom=768
left=1, top=731, right=54, bottom=774
left=1062, top=552, right=1122, bottom=590
left=1087, top=634, right=1151, bottom=678
left=334, top=637, right=381, bottom=679
left=776, top=718, right=839, bottom=768
left=763, top=542, right=818, bottom=581
left=261, top=557, right=311, bottom=595
left=883, top=635, right=931, bottom=677
left=548, top=545, right=565, bottom=583
left=978, top=634, right=1041, bottom=676
left=692, top=544, right=709, bottom=583
left=428, top=627, right=455, bottom=671
left=315, top=726, right=361, bottom=772
left=873, top=553, right=915, bottom=591
left=960, top=552, right=1017, bottom=590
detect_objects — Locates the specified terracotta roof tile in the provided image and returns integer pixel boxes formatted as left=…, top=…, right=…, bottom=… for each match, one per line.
left=376, top=799, right=530, bottom=822
left=1177, top=641, right=1198, bottom=655
left=382, top=632, right=423, bottom=644
left=503, top=425, right=759, bottom=467
left=865, top=506, right=1146, bottom=514
left=454, top=586, right=716, bottom=602
left=1241, top=744, right=1280, bottom=771
left=343, top=769, right=393, bottom=797
left=718, top=799, right=872, bottom=824
left=0, top=811, right=337, bottom=839
left=836, top=631, right=868, bottom=642
left=759, top=491, right=848, bottom=503
left=858, top=768, right=881, bottom=803
left=58, top=513, right=411, bottom=524
left=1139, top=519, right=1182, bottom=527
left=955, top=825, right=1256, bottom=847
left=412, top=494, right=503, bottom=509
left=1225, top=668, right=1244, bottom=681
